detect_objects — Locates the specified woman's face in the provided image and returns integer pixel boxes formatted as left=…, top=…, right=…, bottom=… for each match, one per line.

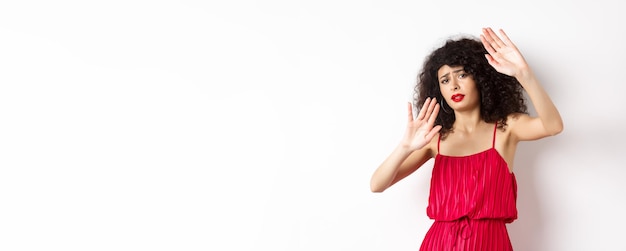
left=437, top=65, right=480, bottom=112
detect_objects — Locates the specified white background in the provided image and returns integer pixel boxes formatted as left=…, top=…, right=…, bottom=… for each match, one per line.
left=0, top=0, right=624, bottom=250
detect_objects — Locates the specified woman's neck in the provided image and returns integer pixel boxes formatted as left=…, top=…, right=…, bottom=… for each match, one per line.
left=453, top=109, right=485, bottom=133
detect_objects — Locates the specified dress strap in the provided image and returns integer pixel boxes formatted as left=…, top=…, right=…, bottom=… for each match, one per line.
left=437, top=133, right=441, bottom=153
left=492, top=122, right=498, bottom=148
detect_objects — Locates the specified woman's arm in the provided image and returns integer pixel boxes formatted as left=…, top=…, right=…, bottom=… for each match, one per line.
left=370, top=98, right=441, bottom=192
left=480, top=27, right=564, bottom=141
left=510, top=70, right=563, bottom=140
left=370, top=143, right=435, bottom=193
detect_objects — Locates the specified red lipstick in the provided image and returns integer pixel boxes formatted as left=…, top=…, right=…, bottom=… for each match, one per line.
left=451, top=94, right=465, bottom=102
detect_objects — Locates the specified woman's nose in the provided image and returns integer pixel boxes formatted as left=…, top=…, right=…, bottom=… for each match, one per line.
left=450, top=82, right=459, bottom=91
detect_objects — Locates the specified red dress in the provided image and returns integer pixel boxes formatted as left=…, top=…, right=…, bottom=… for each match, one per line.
left=419, top=124, right=518, bottom=251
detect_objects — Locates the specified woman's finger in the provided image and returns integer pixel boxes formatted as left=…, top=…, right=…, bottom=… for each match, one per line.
left=480, top=35, right=497, bottom=55
left=407, top=102, right=414, bottom=122
left=421, top=97, right=436, bottom=122
left=497, top=29, right=516, bottom=49
left=425, top=125, right=442, bottom=140
left=484, top=27, right=506, bottom=49
left=416, top=97, right=431, bottom=121
left=426, top=103, right=440, bottom=126
left=425, top=97, right=437, bottom=120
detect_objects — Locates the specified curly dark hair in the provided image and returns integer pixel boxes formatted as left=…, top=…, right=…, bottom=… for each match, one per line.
left=414, top=37, right=528, bottom=138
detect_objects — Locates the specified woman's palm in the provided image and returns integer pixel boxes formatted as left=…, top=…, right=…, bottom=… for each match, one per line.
left=403, top=98, right=442, bottom=151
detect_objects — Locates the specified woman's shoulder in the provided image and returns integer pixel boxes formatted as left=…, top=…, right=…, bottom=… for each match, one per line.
left=496, top=113, right=530, bottom=136
left=503, top=112, right=553, bottom=141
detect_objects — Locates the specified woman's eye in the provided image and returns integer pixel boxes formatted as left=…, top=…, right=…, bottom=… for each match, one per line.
left=441, top=79, right=448, bottom=84
left=458, top=73, right=466, bottom=78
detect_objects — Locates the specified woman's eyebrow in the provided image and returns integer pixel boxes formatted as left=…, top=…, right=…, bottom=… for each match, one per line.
left=439, top=69, right=465, bottom=80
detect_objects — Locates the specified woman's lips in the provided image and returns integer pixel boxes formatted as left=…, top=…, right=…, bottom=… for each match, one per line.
left=451, top=94, right=465, bottom=102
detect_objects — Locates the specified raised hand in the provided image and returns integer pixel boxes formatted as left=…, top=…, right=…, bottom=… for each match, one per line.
left=402, top=97, right=442, bottom=151
left=480, top=27, right=530, bottom=77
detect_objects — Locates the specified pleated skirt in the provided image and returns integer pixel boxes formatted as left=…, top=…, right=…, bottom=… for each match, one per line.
left=419, top=218, right=513, bottom=251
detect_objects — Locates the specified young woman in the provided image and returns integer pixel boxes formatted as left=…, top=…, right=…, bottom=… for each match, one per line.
left=370, top=28, right=563, bottom=250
